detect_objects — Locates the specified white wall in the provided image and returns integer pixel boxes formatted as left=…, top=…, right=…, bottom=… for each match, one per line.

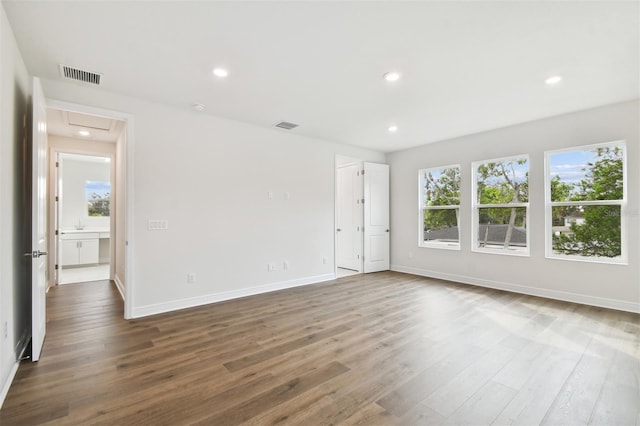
left=40, top=78, right=385, bottom=317
left=387, top=100, right=639, bottom=312
left=0, top=3, right=31, bottom=407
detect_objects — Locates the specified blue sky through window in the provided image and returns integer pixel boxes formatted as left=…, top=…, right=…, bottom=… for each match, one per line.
left=85, top=181, right=110, bottom=198
left=549, top=150, right=595, bottom=184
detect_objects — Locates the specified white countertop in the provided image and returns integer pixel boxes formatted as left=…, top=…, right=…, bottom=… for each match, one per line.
left=60, top=228, right=110, bottom=234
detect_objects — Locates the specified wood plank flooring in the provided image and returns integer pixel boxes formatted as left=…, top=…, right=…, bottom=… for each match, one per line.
left=1, top=272, right=638, bottom=425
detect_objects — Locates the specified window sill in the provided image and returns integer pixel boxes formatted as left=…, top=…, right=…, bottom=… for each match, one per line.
left=545, top=253, right=627, bottom=265
left=472, top=246, right=530, bottom=257
left=419, top=242, right=460, bottom=250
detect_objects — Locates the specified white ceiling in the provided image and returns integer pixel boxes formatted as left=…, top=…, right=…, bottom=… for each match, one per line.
left=47, top=108, right=123, bottom=143
left=59, top=152, right=110, bottom=164
left=3, top=1, right=639, bottom=153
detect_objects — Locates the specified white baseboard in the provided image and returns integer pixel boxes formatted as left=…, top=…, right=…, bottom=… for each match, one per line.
left=132, top=273, right=336, bottom=318
left=391, top=264, right=640, bottom=314
left=0, top=361, right=20, bottom=409
left=114, top=274, right=126, bottom=301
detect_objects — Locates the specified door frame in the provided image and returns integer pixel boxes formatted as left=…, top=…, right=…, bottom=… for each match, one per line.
left=53, top=151, right=115, bottom=285
left=46, top=99, right=135, bottom=319
left=54, top=151, right=62, bottom=285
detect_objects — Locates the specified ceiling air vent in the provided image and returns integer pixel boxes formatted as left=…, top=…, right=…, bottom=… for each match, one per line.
left=59, top=64, right=103, bottom=85
left=274, top=121, right=299, bottom=130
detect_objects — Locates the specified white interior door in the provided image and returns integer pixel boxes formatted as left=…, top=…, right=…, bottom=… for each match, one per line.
left=336, top=163, right=363, bottom=271
left=363, top=162, right=389, bottom=273
left=31, top=77, right=48, bottom=361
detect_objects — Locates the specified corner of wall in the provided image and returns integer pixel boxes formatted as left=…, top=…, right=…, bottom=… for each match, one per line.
left=114, top=274, right=126, bottom=302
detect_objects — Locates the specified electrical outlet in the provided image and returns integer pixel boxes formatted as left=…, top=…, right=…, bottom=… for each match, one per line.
left=322, top=257, right=328, bottom=265
left=3, top=321, right=7, bottom=339
left=268, top=263, right=277, bottom=272
left=187, top=273, right=196, bottom=284
left=283, top=260, right=289, bottom=270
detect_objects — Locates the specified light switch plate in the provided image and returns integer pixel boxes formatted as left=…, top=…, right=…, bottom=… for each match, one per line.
left=148, top=219, right=169, bottom=230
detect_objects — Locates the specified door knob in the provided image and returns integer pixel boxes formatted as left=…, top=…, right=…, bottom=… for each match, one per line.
left=24, top=251, right=48, bottom=258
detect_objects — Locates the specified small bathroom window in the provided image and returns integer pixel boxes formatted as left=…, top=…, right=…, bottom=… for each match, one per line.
left=85, top=180, right=111, bottom=217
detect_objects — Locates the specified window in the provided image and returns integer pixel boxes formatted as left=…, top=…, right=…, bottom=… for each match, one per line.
left=545, top=142, right=626, bottom=264
left=85, top=180, right=110, bottom=217
left=419, top=165, right=460, bottom=249
left=472, top=156, right=529, bottom=255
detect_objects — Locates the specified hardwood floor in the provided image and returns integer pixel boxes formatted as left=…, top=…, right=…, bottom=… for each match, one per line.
left=1, top=272, right=638, bottom=425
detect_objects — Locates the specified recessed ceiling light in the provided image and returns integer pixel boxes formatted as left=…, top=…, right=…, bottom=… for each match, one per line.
left=192, top=103, right=206, bottom=111
left=388, top=125, right=398, bottom=133
left=78, top=130, right=91, bottom=137
left=545, top=75, right=563, bottom=85
left=212, top=68, right=228, bottom=78
left=383, top=72, right=401, bottom=82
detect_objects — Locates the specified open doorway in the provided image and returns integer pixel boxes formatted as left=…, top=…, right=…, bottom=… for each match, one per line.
left=44, top=105, right=127, bottom=298
left=56, top=153, right=112, bottom=284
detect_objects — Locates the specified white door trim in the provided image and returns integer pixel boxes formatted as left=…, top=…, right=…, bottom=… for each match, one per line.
left=52, top=151, right=114, bottom=284
left=46, top=99, right=135, bottom=319
left=54, top=152, right=62, bottom=285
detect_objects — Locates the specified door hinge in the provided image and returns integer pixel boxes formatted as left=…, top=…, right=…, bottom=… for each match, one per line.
left=55, top=264, right=58, bottom=270
left=361, top=198, right=365, bottom=204
left=361, top=170, right=365, bottom=175
left=56, top=161, right=59, bottom=167
left=55, top=196, right=59, bottom=202
left=55, top=229, right=58, bottom=236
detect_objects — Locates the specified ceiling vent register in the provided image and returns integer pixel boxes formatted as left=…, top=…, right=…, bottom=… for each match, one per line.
left=274, top=121, right=299, bottom=130
left=59, top=64, right=103, bottom=85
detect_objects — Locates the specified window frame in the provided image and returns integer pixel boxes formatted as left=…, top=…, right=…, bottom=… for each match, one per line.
left=544, top=141, right=627, bottom=265
left=471, top=154, right=530, bottom=256
left=418, top=164, right=461, bottom=250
